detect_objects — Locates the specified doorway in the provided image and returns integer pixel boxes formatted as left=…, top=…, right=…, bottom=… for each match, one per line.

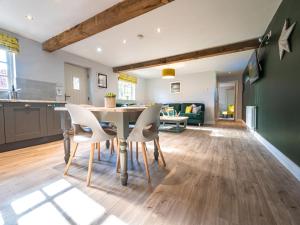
left=64, top=63, right=89, bottom=104
left=217, top=82, right=237, bottom=121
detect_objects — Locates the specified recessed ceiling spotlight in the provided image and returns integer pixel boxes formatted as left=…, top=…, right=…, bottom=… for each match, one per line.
left=157, top=27, right=161, bottom=33
left=137, top=34, right=144, bottom=39
left=123, top=39, right=127, bottom=44
left=96, top=47, right=102, bottom=52
left=25, top=14, right=33, bottom=21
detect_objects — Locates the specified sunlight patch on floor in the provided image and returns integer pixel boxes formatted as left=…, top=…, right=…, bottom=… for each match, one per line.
left=54, top=188, right=106, bottom=225
left=18, top=203, right=70, bottom=225
left=6, top=179, right=128, bottom=225
left=11, top=191, right=46, bottom=215
left=101, top=215, right=128, bottom=225
left=42, top=179, right=72, bottom=197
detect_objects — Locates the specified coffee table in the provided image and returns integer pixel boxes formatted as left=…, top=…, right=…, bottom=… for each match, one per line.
left=159, top=116, right=189, bottom=133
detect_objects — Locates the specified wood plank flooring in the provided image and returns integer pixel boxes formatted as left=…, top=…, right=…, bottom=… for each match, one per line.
left=0, top=122, right=299, bottom=225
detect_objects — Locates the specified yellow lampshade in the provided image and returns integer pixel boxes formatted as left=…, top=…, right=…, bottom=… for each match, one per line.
left=162, top=68, right=175, bottom=79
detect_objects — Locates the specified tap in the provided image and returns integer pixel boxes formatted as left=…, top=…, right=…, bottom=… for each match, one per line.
left=8, top=85, right=21, bottom=100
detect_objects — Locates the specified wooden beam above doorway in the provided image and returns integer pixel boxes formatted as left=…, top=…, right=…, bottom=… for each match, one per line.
left=112, top=38, right=260, bottom=73
left=42, top=0, right=174, bottom=52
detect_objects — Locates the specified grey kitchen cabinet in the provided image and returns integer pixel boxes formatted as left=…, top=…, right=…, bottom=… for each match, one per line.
left=46, top=104, right=63, bottom=136
left=4, top=103, right=47, bottom=143
left=0, top=104, right=5, bottom=145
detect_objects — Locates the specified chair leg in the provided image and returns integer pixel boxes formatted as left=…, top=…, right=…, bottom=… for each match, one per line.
left=97, top=142, right=101, bottom=161
left=116, top=139, right=120, bottom=173
left=136, top=142, right=139, bottom=161
left=87, top=143, right=95, bottom=186
left=141, top=142, right=151, bottom=183
left=64, top=143, right=78, bottom=175
left=154, top=138, right=166, bottom=167
left=129, top=141, right=133, bottom=162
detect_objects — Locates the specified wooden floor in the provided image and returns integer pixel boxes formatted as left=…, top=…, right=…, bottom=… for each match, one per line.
left=0, top=122, right=299, bottom=225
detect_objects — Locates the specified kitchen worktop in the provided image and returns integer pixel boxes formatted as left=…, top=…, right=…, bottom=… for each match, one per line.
left=0, top=99, right=66, bottom=104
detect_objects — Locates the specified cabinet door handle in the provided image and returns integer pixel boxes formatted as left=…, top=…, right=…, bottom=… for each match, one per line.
left=24, top=104, right=31, bottom=108
left=47, top=104, right=53, bottom=107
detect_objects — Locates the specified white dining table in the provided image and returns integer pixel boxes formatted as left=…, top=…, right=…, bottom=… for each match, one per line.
left=55, top=105, right=160, bottom=186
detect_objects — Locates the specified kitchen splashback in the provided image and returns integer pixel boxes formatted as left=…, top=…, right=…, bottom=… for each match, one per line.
left=0, top=78, right=57, bottom=100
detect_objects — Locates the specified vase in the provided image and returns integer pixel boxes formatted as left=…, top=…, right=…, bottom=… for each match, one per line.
left=104, top=97, right=116, bottom=108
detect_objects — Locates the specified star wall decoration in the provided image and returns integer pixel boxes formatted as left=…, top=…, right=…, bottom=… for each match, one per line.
left=278, top=19, right=296, bottom=60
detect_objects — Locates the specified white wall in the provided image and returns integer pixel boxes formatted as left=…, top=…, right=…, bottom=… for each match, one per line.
left=0, top=28, right=145, bottom=106
left=145, top=72, right=217, bottom=124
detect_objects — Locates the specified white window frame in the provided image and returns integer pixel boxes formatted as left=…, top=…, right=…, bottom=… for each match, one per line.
left=72, top=76, right=80, bottom=91
left=118, top=80, right=136, bottom=101
left=0, top=48, right=16, bottom=91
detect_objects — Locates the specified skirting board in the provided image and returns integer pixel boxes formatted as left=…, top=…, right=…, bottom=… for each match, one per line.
left=252, top=130, right=300, bottom=181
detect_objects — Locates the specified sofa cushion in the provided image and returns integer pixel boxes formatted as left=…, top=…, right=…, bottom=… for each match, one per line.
left=192, top=105, right=202, bottom=114
left=168, top=103, right=181, bottom=114
left=181, top=103, right=204, bottom=113
left=185, top=105, right=193, bottom=113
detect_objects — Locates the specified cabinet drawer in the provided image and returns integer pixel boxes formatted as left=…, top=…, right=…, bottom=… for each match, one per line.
left=4, top=103, right=47, bottom=143
left=46, top=104, right=63, bottom=136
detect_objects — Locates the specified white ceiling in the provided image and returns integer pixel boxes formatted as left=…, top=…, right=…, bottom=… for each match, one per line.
left=0, top=0, right=121, bottom=41
left=0, top=0, right=282, bottom=75
left=62, top=0, right=281, bottom=67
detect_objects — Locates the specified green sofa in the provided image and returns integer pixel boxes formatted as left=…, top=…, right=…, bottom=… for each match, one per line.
left=163, top=103, right=205, bottom=126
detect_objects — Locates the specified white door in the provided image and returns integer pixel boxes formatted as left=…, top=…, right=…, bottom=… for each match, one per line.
left=64, top=63, right=89, bottom=104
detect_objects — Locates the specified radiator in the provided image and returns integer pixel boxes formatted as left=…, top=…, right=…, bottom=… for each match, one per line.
left=246, top=106, right=257, bottom=130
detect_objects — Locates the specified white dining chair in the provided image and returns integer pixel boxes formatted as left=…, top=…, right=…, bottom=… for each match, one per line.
left=117, top=104, right=166, bottom=183
left=64, top=104, right=117, bottom=186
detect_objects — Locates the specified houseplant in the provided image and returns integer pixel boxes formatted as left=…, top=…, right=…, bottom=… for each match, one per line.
left=104, top=92, right=116, bottom=108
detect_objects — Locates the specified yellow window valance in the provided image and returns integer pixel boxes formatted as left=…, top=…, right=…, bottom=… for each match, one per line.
left=0, top=33, right=20, bottom=53
left=118, top=73, right=137, bottom=84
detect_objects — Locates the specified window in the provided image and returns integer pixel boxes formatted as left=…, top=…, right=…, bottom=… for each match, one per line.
left=118, top=80, right=136, bottom=101
left=0, top=48, right=16, bottom=91
left=73, top=76, right=80, bottom=90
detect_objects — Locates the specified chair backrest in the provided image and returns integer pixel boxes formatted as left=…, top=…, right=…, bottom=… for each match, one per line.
left=128, top=103, right=162, bottom=142
left=66, top=104, right=112, bottom=141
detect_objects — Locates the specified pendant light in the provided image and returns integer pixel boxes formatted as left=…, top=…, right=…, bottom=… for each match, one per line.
left=162, top=68, right=175, bottom=79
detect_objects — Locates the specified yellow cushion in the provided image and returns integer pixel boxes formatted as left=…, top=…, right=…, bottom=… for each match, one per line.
left=185, top=105, right=193, bottom=113
left=228, top=105, right=234, bottom=113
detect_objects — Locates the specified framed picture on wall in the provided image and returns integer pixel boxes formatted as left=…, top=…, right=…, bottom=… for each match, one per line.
left=97, top=73, right=107, bottom=88
left=170, top=82, right=180, bottom=94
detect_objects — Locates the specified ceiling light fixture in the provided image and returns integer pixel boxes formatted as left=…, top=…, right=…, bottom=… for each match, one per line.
left=162, top=68, right=175, bottom=79
left=25, top=14, right=33, bottom=21
left=123, top=39, right=127, bottom=44
left=157, top=27, right=161, bottom=33
left=96, top=47, right=102, bottom=52
left=137, top=34, right=144, bottom=39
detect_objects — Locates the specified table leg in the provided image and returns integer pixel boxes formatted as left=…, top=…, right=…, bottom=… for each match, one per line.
left=60, top=111, right=72, bottom=164
left=176, top=122, right=180, bottom=131
left=63, top=130, right=71, bottom=164
left=119, top=139, right=128, bottom=186
left=154, top=137, right=159, bottom=161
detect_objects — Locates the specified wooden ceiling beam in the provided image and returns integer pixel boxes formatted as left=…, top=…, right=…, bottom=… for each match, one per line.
left=42, top=0, right=174, bottom=52
left=112, top=38, right=260, bottom=73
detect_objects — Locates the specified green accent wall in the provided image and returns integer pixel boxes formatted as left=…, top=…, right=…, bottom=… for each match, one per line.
left=243, top=0, right=300, bottom=166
